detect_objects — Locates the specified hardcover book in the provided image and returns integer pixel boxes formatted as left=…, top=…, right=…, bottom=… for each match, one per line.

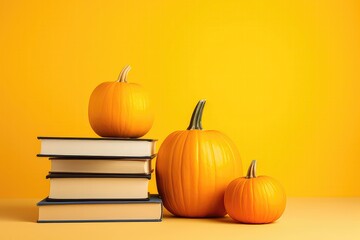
left=37, top=137, right=157, bottom=158
left=49, top=157, right=153, bottom=174
left=38, top=195, right=163, bottom=223
left=47, top=173, right=151, bottom=200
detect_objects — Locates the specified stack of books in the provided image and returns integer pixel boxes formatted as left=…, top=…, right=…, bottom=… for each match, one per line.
left=36, top=137, right=162, bottom=223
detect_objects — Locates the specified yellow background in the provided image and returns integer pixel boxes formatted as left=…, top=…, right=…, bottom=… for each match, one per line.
left=1, top=0, right=359, bottom=198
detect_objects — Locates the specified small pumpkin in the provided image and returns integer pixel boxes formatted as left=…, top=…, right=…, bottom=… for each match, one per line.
left=156, top=100, right=243, bottom=217
left=88, top=65, right=154, bottom=138
left=224, top=160, right=286, bottom=223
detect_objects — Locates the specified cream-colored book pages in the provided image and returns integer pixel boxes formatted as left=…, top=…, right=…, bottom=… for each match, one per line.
left=51, top=159, right=151, bottom=174
left=49, top=178, right=149, bottom=199
left=40, top=138, right=156, bottom=157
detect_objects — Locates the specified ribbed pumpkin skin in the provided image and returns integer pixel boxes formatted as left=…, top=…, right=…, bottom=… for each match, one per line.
left=156, top=129, right=243, bottom=217
left=224, top=176, right=286, bottom=223
left=88, top=82, right=154, bottom=138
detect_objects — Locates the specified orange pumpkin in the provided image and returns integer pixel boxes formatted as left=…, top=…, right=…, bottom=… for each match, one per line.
left=156, top=100, right=243, bottom=217
left=224, top=160, right=286, bottom=223
left=88, top=65, right=154, bottom=138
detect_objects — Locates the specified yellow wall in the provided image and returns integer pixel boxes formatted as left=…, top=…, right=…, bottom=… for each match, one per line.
left=1, top=0, right=359, bottom=198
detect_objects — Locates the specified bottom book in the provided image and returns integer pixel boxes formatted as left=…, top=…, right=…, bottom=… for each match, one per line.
left=37, top=195, right=163, bottom=223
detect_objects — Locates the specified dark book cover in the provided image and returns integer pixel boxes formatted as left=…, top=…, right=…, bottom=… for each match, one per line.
left=38, top=195, right=162, bottom=206
left=46, top=173, right=152, bottom=179
left=37, top=154, right=157, bottom=159
left=37, top=136, right=157, bottom=142
left=48, top=156, right=156, bottom=160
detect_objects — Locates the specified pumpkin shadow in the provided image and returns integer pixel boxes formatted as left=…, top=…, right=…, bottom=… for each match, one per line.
left=216, top=216, right=278, bottom=225
left=162, top=209, right=279, bottom=225
left=163, top=209, right=243, bottom=224
left=216, top=216, right=239, bottom=224
left=0, top=200, right=38, bottom=222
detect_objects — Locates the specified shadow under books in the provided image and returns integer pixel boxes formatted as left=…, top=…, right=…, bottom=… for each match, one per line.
left=0, top=200, right=38, bottom=222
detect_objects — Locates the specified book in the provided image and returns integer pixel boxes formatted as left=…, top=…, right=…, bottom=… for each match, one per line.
left=37, top=195, right=163, bottom=223
left=37, top=137, right=157, bottom=158
left=47, top=173, right=151, bottom=200
left=50, top=157, right=153, bottom=174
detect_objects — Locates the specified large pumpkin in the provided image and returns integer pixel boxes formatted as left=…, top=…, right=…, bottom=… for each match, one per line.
left=224, top=160, right=286, bottom=223
left=156, top=100, right=243, bottom=217
left=88, top=65, right=154, bottom=138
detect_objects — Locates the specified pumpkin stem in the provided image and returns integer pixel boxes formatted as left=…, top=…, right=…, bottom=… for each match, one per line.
left=187, top=99, right=206, bottom=130
left=117, top=65, right=131, bottom=82
left=246, top=160, right=257, bottom=178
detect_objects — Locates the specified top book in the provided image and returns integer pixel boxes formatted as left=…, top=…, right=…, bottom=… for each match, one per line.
left=38, top=137, right=157, bottom=158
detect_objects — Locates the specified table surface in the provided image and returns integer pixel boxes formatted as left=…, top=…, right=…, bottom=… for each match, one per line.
left=0, top=198, right=359, bottom=240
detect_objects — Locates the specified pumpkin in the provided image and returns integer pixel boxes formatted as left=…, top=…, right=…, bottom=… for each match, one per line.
left=88, top=65, right=154, bottom=138
left=224, top=160, right=286, bottom=223
left=156, top=99, right=243, bottom=217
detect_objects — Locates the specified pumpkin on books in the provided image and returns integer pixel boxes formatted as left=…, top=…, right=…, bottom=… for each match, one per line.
left=88, top=65, right=154, bottom=138
left=156, top=100, right=243, bottom=217
left=224, top=160, right=286, bottom=224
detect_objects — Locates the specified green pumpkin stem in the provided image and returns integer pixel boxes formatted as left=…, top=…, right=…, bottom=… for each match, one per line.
left=246, top=160, right=257, bottom=178
left=187, top=99, right=206, bottom=130
left=117, top=65, right=131, bottom=82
